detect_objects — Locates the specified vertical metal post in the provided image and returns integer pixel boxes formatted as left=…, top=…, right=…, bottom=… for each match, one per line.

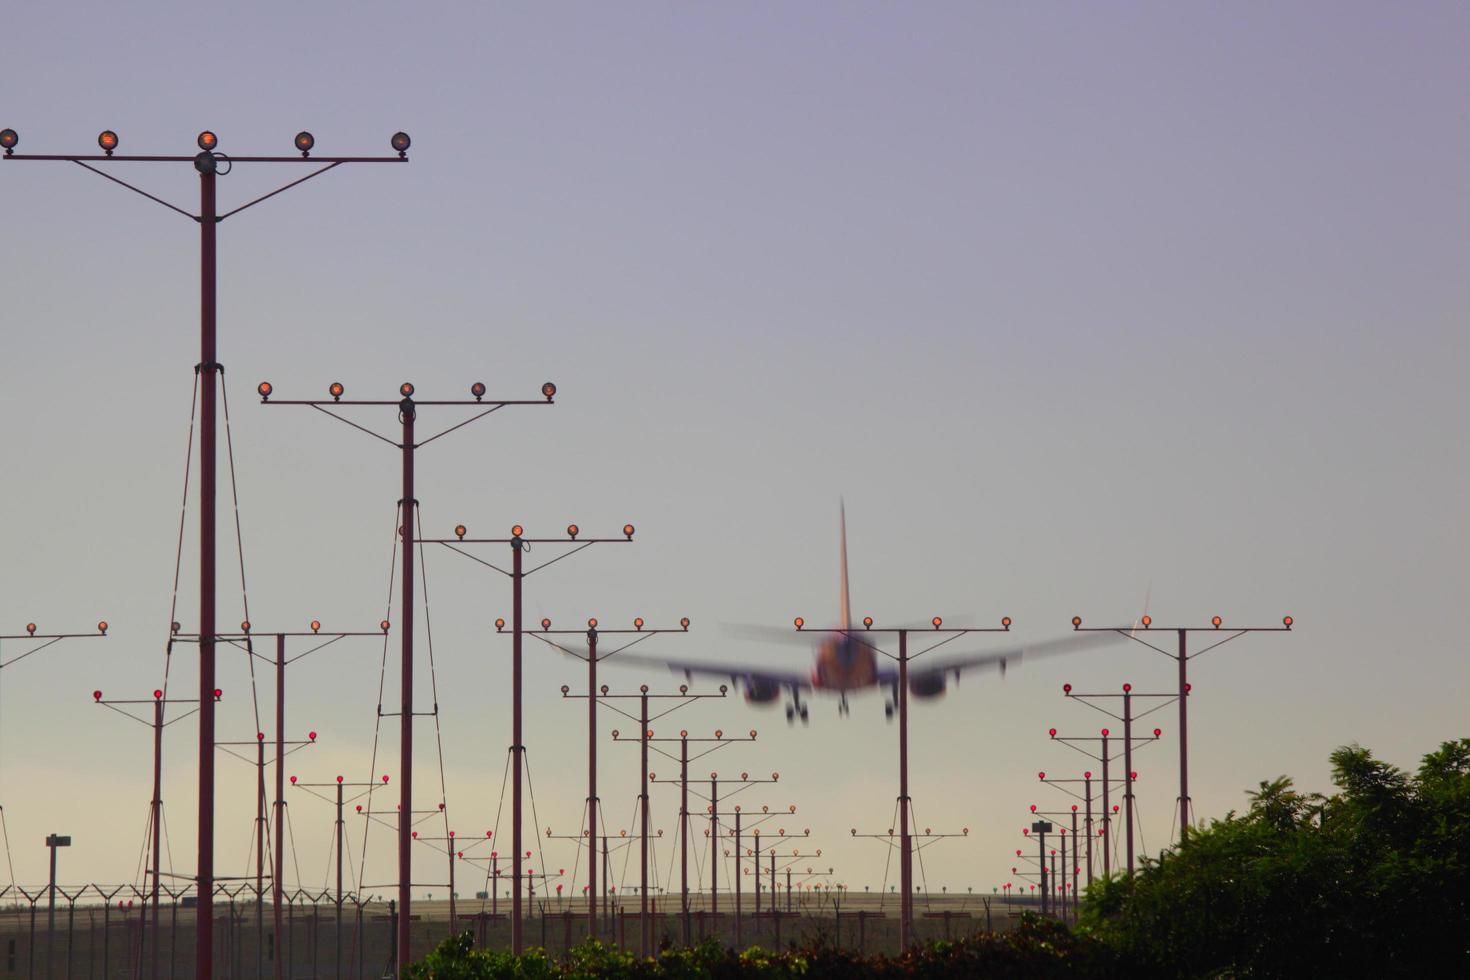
left=897, top=629, right=912, bottom=948
left=273, top=635, right=285, bottom=980
left=733, top=811, right=742, bottom=945
left=1070, top=811, right=1079, bottom=920
left=586, top=629, right=598, bottom=941
left=47, top=839, right=58, bottom=977
left=152, top=698, right=163, bottom=980
left=1037, top=829, right=1046, bottom=916
left=601, top=839, right=609, bottom=927
left=1177, top=630, right=1190, bottom=838
left=679, top=735, right=689, bottom=946
left=448, top=849, right=456, bottom=936
left=1122, top=686, right=1135, bottom=874
left=1100, top=735, right=1111, bottom=877
left=1084, top=775, right=1093, bottom=887
left=638, top=692, right=650, bottom=957
left=510, top=539, right=524, bottom=955
left=398, top=399, right=415, bottom=976
left=336, top=779, right=344, bottom=978
left=709, top=778, right=718, bottom=917
left=256, top=733, right=265, bottom=980
left=197, top=164, right=219, bottom=980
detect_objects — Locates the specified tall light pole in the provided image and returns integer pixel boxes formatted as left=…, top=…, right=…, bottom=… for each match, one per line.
left=2, top=127, right=409, bottom=978
left=1060, top=683, right=1167, bottom=873
left=424, top=522, right=636, bottom=953
left=260, top=381, right=551, bottom=974
left=794, top=615, right=1009, bottom=947
left=607, top=684, right=728, bottom=956
left=1068, top=614, right=1293, bottom=838
left=543, top=617, right=731, bottom=945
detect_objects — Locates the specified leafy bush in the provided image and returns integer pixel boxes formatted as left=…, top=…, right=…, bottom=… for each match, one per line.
left=1080, top=739, right=1470, bottom=977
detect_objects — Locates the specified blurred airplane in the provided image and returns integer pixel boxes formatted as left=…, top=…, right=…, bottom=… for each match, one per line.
left=614, top=502, right=1107, bottom=724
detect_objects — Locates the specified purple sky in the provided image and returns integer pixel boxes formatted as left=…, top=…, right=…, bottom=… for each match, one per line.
left=0, top=2, right=1466, bottom=897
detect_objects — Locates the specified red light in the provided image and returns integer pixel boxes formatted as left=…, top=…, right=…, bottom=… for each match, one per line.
left=380, top=620, right=390, bottom=632
left=213, top=688, right=222, bottom=699
left=1072, top=805, right=1078, bottom=812
left=862, top=616, right=873, bottom=628
left=794, top=617, right=804, bottom=629
left=1038, top=771, right=1046, bottom=780
left=542, top=381, right=557, bottom=400
left=1084, top=771, right=1092, bottom=779
left=93, top=690, right=102, bottom=701
left=1131, top=771, right=1138, bottom=779
left=310, top=620, right=321, bottom=633
left=337, top=775, right=344, bottom=783
left=400, top=382, right=415, bottom=397
left=290, top=776, right=297, bottom=784
left=1048, top=728, right=1057, bottom=737
left=390, top=131, right=411, bottom=153
left=382, top=775, right=389, bottom=783
left=257, top=381, right=272, bottom=399
left=1071, top=615, right=1082, bottom=628
left=1141, top=614, right=1151, bottom=627
left=308, top=731, right=317, bottom=741
left=587, top=618, right=598, bottom=629
left=931, top=616, right=943, bottom=629
left=512, top=525, right=524, bottom=537
left=1123, top=683, right=1131, bottom=692
left=257, top=732, right=264, bottom=741
left=356, top=805, right=362, bottom=812
left=97, top=620, right=108, bottom=633
left=471, top=382, right=486, bottom=399
left=1029, top=804, right=1036, bottom=812
left=1063, top=683, right=1072, bottom=694
left=328, top=382, right=343, bottom=400
left=1212, top=615, right=1222, bottom=627
left=1001, top=616, right=1012, bottom=628
left=680, top=617, right=690, bottom=630
left=154, top=690, right=162, bottom=700
left=567, top=524, right=579, bottom=539
left=1101, top=728, right=1109, bottom=737
left=1185, top=682, right=1192, bottom=693
left=1153, top=728, right=1162, bottom=737
left=633, top=617, right=644, bottom=629
left=541, top=618, right=551, bottom=630
left=197, top=131, right=218, bottom=151
left=240, top=620, right=250, bottom=633
left=622, top=523, right=635, bottom=539
left=1283, top=615, right=1293, bottom=628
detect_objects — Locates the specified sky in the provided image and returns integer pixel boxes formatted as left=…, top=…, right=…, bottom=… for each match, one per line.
left=0, top=1, right=1467, bottom=900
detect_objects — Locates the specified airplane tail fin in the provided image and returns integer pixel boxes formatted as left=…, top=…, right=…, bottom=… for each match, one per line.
left=839, top=499, right=853, bottom=632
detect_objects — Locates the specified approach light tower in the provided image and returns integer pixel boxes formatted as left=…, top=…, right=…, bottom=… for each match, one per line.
left=1, top=127, right=409, bottom=979
left=1069, top=614, right=1292, bottom=838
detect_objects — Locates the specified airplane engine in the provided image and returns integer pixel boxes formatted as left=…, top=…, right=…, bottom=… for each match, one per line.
left=744, top=678, right=782, bottom=704
left=908, top=672, right=947, bottom=699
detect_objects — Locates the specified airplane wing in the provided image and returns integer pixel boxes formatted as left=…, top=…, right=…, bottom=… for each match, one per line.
left=875, top=633, right=1110, bottom=685
left=602, top=651, right=813, bottom=697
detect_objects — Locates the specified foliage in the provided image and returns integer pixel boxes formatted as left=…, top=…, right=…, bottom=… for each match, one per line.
left=1079, top=738, right=1470, bottom=977
left=405, top=917, right=1121, bottom=978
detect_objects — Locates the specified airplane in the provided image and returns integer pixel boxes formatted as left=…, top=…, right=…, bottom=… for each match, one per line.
left=612, top=502, right=1109, bottom=724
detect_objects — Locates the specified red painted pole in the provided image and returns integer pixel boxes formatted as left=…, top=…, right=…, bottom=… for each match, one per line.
left=1037, top=829, right=1047, bottom=916
left=256, top=733, right=265, bottom=972
left=587, top=629, right=598, bottom=941
left=1100, top=734, right=1111, bottom=877
left=639, top=692, right=650, bottom=956
left=1178, top=630, right=1190, bottom=838
left=151, top=697, right=163, bottom=980
left=1084, top=775, right=1094, bottom=887
left=709, top=778, right=719, bottom=917
left=898, top=629, right=912, bottom=948
left=1071, top=810, right=1079, bottom=920
left=197, top=163, right=218, bottom=980
left=680, top=736, right=689, bottom=945
left=399, top=398, right=415, bottom=976
left=733, top=811, right=742, bottom=945
left=1123, top=685, right=1134, bottom=874
left=511, top=539, right=524, bottom=954
left=274, top=636, right=285, bottom=980
left=335, top=779, right=344, bottom=976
